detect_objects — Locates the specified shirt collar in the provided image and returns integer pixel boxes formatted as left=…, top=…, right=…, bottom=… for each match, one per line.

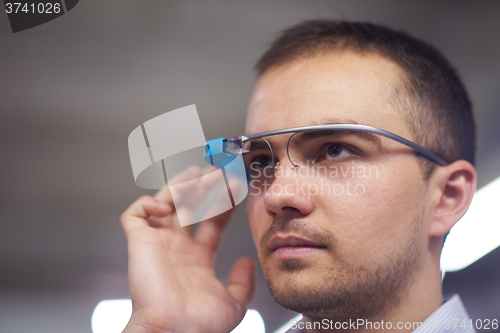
left=412, top=294, right=475, bottom=333
left=278, top=294, right=474, bottom=333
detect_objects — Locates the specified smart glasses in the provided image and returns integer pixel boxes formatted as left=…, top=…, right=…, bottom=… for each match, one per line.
left=204, top=124, right=449, bottom=190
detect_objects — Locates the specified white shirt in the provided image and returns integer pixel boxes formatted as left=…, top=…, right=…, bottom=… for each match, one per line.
left=279, top=294, right=475, bottom=333
left=413, top=294, right=476, bottom=333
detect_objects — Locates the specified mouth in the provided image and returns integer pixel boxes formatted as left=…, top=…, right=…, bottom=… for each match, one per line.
left=269, top=235, right=328, bottom=259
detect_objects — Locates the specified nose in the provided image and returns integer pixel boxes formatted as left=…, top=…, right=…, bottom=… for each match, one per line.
left=263, top=157, right=314, bottom=217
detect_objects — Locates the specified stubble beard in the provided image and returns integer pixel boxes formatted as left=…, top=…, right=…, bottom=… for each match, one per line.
left=262, top=212, right=423, bottom=322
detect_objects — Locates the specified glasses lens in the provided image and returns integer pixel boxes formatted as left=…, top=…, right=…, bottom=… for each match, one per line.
left=242, top=138, right=275, bottom=194
left=239, top=130, right=383, bottom=196
left=288, top=129, right=384, bottom=177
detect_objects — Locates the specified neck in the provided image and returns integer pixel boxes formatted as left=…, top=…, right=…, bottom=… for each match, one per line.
left=302, top=257, right=443, bottom=333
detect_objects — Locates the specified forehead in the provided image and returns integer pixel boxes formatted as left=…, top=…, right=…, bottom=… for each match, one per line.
left=245, top=51, right=411, bottom=138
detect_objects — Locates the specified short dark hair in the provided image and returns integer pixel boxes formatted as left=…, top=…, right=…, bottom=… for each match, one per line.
left=255, top=20, right=475, bottom=175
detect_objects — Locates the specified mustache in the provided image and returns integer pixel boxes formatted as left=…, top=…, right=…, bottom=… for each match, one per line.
left=259, top=218, right=334, bottom=255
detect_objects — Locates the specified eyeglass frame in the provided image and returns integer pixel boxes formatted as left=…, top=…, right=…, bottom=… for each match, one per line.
left=223, top=124, right=449, bottom=170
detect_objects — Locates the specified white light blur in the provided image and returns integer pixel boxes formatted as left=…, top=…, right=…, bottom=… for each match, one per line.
left=91, top=299, right=132, bottom=333
left=441, top=176, right=500, bottom=272
left=230, top=309, right=265, bottom=333
left=91, top=299, right=265, bottom=333
left=273, top=314, right=303, bottom=333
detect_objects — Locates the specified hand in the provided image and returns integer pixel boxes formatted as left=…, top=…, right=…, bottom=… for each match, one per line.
left=121, top=166, right=255, bottom=333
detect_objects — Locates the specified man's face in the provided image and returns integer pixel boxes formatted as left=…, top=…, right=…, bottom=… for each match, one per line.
left=245, top=51, right=429, bottom=320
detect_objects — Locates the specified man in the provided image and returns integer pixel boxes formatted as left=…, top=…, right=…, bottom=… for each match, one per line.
left=120, top=21, right=477, bottom=332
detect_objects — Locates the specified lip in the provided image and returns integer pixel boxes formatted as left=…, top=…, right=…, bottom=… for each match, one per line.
left=269, top=235, right=324, bottom=251
left=269, top=235, right=327, bottom=260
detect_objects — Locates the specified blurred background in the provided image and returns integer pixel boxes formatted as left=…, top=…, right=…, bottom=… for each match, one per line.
left=1, top=1, right=499, bottom=332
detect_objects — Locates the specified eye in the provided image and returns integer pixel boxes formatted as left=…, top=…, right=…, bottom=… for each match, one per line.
left=251, top=154, right=273, bottom=169
left=323, top=143, right=353, bottom=160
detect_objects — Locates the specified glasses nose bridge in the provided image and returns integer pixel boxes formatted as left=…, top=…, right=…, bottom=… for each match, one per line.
left=262, top=132, right=301, bottom=171
left=268, top=132, right=304, bottom=176
left=285, top=132, right=303, bottom=170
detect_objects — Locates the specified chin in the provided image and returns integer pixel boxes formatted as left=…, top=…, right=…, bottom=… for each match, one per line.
left=275, top=258, right=310, bottom=271
left=266, top=276, right=377, bottom=321
left=263, top=252, right=418, bottom=322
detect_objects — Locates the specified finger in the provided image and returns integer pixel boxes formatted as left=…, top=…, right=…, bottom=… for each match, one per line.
left=227, top=257, right=255, bottom=310
left=120, top=196, right=172, bottom=238
left=170, top=167, right=226, bottom=214
left=154, top=165, right=203, bottom=203
left=225, top=176, right=246, bottom=206
left=152, top=166, right=204, bottom=231
left=163, top=167, right=226, bottom=231
left=202, top=165, right=214, bottom=175
left=175, top=206, right=194, bottom=228
left=193, top=208, right=234, bottom=252
left=194, top=176, right=243, bottom=251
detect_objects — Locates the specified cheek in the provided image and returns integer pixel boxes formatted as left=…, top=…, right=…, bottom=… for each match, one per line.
left=314, top=162, right=423, bottom=263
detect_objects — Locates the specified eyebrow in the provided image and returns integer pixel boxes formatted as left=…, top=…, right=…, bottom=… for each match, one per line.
left=290, top=129, right=383, bottom=150
left=245, top=117, right=383, bottom=151
left=305, top=117, right=361, bottom=127
left=237, top=116, right=450, bottom=165
left=247, top=139, right=271, bottom=151
left=245, top=116, right=369, bottom=137
left=300, top=117, right=382, bottom=148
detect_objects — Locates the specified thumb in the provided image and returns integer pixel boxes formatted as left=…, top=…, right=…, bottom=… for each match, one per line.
left=227, top=257, right=255, bottom=311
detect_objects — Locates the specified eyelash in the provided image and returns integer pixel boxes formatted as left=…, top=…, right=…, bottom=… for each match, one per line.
left=315, top=142, right=357, bottom=163
left=247, top=142, right=360, bottom=168
left=250, top=154, right=273, bottom=168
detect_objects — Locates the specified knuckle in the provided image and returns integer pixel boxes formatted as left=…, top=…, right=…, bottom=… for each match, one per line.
left=120, top=195, right=154, bottom=226
left=119, top=212, right=129, bottom=227
left=139, top=195, right=153, bottom=203
left=119, top=211, right=127, bottom=222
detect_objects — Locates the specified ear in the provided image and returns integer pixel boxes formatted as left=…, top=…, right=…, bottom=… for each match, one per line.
left=428, top=160, right=476, bottom=237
